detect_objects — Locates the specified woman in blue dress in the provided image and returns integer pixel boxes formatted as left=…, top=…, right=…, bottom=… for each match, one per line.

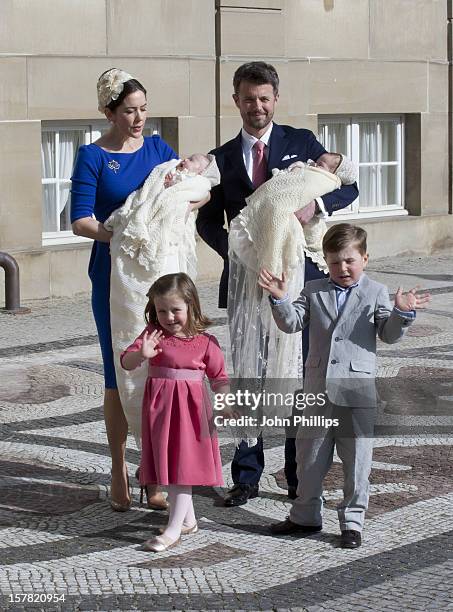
left=70, top=69, right=205, bottom=511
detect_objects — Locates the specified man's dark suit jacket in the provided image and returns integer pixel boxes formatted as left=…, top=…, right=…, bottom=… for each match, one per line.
left=196, top=123, right=359, bottom=307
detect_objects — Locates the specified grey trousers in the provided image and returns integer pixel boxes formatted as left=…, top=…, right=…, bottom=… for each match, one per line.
left=289, top=402, right=375, bottom=532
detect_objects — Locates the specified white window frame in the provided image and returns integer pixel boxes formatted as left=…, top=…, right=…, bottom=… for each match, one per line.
left=41, top=119, right=162, bottom=246
left=318, top=115, right=407, bottom=219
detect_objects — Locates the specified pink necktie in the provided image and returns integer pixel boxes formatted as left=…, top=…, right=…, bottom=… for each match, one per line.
left=252, top=140, right=267, bottom=188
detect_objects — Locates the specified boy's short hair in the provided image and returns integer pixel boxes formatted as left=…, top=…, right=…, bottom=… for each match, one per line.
left=233, top=61, right=279, bottom=95
left=322, top=223, right=367, bottom=256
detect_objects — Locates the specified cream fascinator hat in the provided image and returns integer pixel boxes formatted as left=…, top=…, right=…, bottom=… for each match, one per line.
left=97, top=68, right=134, bottom=113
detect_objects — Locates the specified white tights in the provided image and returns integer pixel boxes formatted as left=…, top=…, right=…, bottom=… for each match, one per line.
left=162, top=485, right=196, bottom=540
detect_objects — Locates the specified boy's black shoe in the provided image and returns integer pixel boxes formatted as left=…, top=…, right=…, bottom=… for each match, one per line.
left=270, top=518, right=322, bottom=535
left=224, top=484, right=259, bottom=506
left=341, top=530, right=362, bottom=549
left=287, top=486, right=297, bottom=499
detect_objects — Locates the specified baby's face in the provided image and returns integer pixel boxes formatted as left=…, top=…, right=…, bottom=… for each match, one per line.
left=177, top=154, right=209, bottom=174
left=316, top=153, right=341, bottom=174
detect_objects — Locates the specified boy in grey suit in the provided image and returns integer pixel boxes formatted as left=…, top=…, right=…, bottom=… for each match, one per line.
left=259, top=223, right=430, bottom=548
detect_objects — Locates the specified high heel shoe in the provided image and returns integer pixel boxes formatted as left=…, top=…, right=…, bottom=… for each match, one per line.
left=136, top=468, right=168, bottom=511
left=139, top=486, right=169, bottom=510
left=109, top=470, right=131, bottom=512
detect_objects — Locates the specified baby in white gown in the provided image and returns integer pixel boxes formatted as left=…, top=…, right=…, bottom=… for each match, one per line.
left=104, top=153, right=220, bottom=441
left=284, top=152, right=357, bottom=272
left=227, top=152, right=357, bottom=383
left=227, top=152, right=357, bottom=439
left=164, top=154, right=211, bottom=189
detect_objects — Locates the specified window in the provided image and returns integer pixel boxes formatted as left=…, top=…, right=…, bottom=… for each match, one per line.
left=41, top=119, right=162, bottom=244
left=318, top=115, right=406, bottom=217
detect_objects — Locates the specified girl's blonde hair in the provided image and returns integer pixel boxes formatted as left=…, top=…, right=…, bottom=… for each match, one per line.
left=145, top=273, right=212, bottom=336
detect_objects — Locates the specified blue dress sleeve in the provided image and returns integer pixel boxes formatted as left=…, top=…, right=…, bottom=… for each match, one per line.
left=153, top=135, right=177, bottom=162
left=70, top=145, right=102, bottom=223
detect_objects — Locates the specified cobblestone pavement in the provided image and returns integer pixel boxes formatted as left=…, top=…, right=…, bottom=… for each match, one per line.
left=0, top=251, right=452, bottom=611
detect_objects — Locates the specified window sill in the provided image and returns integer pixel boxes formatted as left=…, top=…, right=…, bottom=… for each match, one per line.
left=329, top=208, right=408, bottom=222
left=42, top=233, right=93, bottom=247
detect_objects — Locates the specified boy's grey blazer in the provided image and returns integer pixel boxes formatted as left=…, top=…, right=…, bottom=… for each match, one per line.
left=271, top=274, right=413, bottom=407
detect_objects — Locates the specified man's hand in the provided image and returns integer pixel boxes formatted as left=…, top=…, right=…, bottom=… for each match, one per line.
left=294, top=200, right=316, bottom=226
left=258, top=268, right=288, bottom=301
left=288, top=161, right=305, bottom=172
left=394, top=285, right=431, bottom=312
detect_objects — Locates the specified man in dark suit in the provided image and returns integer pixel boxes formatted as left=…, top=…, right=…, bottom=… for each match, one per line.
left=196, top=61, right=358, bottom=506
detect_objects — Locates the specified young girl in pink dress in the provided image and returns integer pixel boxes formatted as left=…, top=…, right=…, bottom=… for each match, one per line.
left=120, top=272, right=228, bottom=552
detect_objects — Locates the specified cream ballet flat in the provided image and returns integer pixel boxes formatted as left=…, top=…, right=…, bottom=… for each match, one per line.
left=142, top=534, right=181, bottom=552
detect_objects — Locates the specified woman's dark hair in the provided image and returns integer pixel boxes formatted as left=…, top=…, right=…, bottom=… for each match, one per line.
left=233, top=61, right=279, bottom=95
left=145, top=273, right=212, bottom=336
left=105, top=77, right=147, bottom=112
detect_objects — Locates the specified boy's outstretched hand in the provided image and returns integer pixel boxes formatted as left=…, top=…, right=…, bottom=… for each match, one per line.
left=258, top=268, right=288, bottom=301
left=394, top=285, right=431, bottom=311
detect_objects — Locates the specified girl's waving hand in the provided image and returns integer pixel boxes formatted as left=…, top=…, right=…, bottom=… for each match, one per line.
left=141, top=329, right=164, bottom=359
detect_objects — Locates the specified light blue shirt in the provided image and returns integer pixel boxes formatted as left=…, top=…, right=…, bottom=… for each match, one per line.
left=330, top=279, right=359, bottom=315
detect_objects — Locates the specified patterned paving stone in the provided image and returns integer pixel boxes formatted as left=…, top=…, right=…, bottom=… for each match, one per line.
left=406, top=324, right=443, bottom=337
left=307, top=559, right=453, bottom=612
left=136, top=543, right=252, bottom=569
left=0, top=478, right=101, bottom=516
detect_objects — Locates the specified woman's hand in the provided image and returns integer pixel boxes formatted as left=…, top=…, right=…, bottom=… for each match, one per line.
left=189, top=192, right=211, bottom=212
left=258, top=268, right=288, bottom=300
left=72, top=217, right=113, bottom=243
left=141, top=329, right=164, bottom=359
left=394, top=285, right=431, bottom=312
left=164, top=172, right=174, bottom=188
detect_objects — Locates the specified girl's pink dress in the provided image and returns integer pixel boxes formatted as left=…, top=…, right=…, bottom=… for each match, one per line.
left=121, top=326, right=227, bottom=486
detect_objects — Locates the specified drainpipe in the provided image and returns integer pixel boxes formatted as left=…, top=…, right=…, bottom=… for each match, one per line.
left=215, top=0, right=222, bottom=147
left=0, top=252, right=30, bottom=314
left=448, top=2, right=452, bottom=213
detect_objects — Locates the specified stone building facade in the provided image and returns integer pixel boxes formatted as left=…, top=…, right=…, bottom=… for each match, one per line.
left=0, top=0, right=452, bottom=300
